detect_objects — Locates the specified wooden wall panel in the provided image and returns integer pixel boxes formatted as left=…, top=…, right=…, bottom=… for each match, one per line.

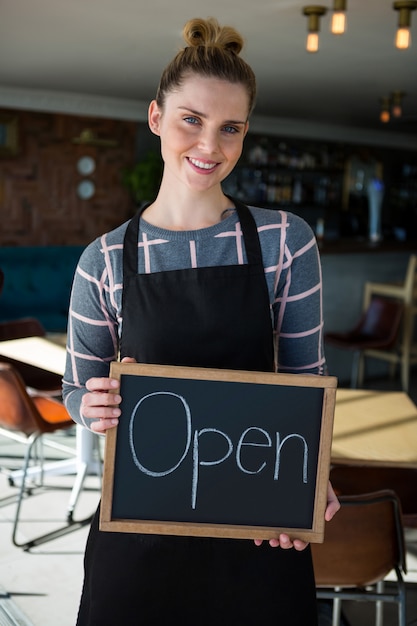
left=0, top=108, right=137, bottom=246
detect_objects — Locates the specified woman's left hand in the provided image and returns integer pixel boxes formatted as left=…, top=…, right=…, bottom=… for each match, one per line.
left=324, top=479, right=341, bottom=522
left=254, top=480, right=340, bottom=550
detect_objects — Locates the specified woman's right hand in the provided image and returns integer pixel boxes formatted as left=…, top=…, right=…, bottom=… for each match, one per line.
left=81, top=357, right=136, bottom=433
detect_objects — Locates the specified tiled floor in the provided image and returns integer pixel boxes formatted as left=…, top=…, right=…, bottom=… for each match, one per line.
left=0, top=371, right=416, bottom=625
left=0, top=430, right=100, bottom=626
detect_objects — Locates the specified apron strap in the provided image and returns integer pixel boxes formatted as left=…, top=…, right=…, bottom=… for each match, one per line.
left=231, top=197, right=264, bottom=267
left=122, top=198, right=263, bottom=277
left=123, top=208, right=144, bottom=277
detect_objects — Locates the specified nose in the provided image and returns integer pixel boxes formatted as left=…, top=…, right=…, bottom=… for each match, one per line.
left=197, top=127, right=220, bottom=154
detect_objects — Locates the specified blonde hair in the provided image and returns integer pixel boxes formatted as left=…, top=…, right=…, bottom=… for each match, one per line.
left=155, top=17, right=256, bottom=117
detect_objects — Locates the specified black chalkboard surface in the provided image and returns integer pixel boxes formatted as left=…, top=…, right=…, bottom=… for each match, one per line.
left=100, top=363, right=337, bottom=543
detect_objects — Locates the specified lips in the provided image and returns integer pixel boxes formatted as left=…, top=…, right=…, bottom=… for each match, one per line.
left=188, top=157, right=218, bottom=171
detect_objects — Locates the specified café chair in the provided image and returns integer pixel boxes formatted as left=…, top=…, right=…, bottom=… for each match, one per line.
left=330, top=463, right=417, bottom=528
left=311, top=490, right=407, bottom=626
left=0, top=316, right=46, bottom=341
left=361, top=254, right=417, bottom=392
left=324, top=296, right=404, bottom=388
left=0, top=362, right=89, bottom=550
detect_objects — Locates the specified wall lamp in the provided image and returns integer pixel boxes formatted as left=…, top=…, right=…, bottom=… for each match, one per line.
left=331, top=0, right=347, bottom=35
left=393, top=1, right=417, bottom=49
left=303, top=5, right=328, bottom=52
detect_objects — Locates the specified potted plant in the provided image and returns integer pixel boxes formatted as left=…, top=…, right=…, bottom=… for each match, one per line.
left=122, top=151, right=163, bottom=209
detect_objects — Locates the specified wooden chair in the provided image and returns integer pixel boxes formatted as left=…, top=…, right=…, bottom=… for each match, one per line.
left=312, top=490, right=407, bottom=626
left=361, top=254, right=417, bottom=392
left=0, top=362, right=88, bottom=550
left=324, top=296, right=404, bottom=388
left=330, top=463, right=417, bottom=528
left=0, top=317, right=46, bottom=341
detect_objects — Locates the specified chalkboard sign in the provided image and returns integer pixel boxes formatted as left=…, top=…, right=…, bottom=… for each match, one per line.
left=100, top=363, right=337, bottom=543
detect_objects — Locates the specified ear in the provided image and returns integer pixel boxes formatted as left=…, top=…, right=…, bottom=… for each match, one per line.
left=148, top=100, right=162, bottom=136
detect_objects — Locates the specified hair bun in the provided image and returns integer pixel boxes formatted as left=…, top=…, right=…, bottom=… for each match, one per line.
left=183, top=17, right=243, bottom=55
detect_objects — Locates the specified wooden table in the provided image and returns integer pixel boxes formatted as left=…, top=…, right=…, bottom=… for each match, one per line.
left=0, top=335, right=67, bottom=375
left=0, top=335, right=101, bottom=520
left=332, top=388, right=417, bottom=467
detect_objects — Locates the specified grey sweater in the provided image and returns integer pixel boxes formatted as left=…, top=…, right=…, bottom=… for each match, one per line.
left=62, top=206, right=326, bottom=428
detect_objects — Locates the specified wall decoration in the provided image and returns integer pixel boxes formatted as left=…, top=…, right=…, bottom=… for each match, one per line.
left=0, top=114, right=18, bottom=157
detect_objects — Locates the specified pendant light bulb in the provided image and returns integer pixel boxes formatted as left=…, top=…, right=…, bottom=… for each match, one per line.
left=392, top=104, right=402, bottom=117
left=331, top=0, right=347, bottom=34
left=395, top=27, right=411, bottom=48
left=302, top=6, right=327, bottom=53
left=379, top=97, right=391, bottom=124
left=393, top=1, right=417, bottom=49
left=391, top=91, right=406, bottom=117
left=307, top=32, right=319, bottom=52
left=380, top=110, right=390, bottom=123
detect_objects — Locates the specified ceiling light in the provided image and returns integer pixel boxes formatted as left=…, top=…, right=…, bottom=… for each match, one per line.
left=393, top=1, right=417, bottom=49
left=391, top=90, right=406, bottom=117
left=303, top=6, right=327, bottom=53
left=331, top=0, right=347, bottom=35
left=380, top=97, right=391, bottom=123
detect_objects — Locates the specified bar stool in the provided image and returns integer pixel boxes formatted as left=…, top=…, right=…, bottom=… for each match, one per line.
left=360, top=254, right=417, bottom=392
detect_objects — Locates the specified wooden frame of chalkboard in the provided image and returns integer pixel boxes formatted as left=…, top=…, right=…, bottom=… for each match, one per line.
left=100, top=363, right=337, bottom=543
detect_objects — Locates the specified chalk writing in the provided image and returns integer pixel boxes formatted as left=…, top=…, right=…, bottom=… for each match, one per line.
left=129, top=392, right=191, bottom=476
left=128, top=390, right=308, bottom=510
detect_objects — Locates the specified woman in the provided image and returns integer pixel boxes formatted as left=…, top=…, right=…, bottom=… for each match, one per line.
left=63, top=17, right=339, bottom=625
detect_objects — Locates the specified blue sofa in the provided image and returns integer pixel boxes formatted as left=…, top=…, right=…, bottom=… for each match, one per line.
left=0, top=246, right=85, bottom=333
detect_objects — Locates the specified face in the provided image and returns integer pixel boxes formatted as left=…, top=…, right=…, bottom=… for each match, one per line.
left=148, top=74, right=249, bottom=193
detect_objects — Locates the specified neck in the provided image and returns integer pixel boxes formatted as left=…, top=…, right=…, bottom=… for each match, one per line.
left=142, top=184, right=234, bottom=231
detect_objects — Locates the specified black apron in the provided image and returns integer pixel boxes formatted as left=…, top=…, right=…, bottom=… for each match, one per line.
left=76, top=200, right=318, bottom=626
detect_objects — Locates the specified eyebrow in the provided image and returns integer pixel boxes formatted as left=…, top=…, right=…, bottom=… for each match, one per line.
left=178, top=107, right=247, bottom=126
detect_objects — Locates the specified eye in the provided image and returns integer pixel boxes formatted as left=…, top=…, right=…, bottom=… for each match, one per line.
left=184, top=116, right=200, bottom=125
left=222, top=125, right=239, bottom=134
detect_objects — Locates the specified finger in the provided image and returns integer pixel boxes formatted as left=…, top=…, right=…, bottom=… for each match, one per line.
left=90, top=417, right=119, bottom=433
left=325, top=499, right=341, bottom=522
left=254, top=538, right=280, bottom=547
left=85, top=377, right=120, bottom=393
left=293, top=540, right=309, bottom=551
left=82, top=403, right=121, bottom=421
left=325, top=481, right=341, bottom=521
left=121, top=356, right=137, bottom=363
left=82, top=392, right=122, bottom=410
left=278, top=534, right=293, bottom=549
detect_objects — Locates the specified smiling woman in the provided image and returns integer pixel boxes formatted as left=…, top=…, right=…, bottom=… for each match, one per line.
left=62, top=16, right=339, bottom=626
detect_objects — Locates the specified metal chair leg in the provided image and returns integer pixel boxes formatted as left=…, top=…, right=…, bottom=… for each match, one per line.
left=375, top=580, right=384, bottom=626
left=10, top=431, right=95, bottom=551
left=332, top=591, right=343, bottom=626
left=12, top=432, right=41, bottom=547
